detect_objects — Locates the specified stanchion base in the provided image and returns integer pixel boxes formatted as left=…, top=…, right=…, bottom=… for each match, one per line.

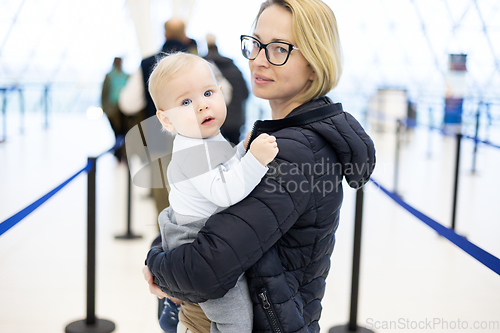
left=329, top=324, right=375, bottom=333
left=115, top=233, right=142, bottom=240
left=65, top=319, right=115, bottom=333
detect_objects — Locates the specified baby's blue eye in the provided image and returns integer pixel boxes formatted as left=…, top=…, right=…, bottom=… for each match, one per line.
left=204, top=90, right=213, bottom=97
left=182, top=99, right=192, bottom=106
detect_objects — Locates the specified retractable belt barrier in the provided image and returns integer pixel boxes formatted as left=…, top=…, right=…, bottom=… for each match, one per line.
left=400, top=117, right=500, bottom=150
left=370, top=178, right=500, bottom=276
left=0, top=162, right=92, bottom=236
left=461, top=133, right=500, bottom=150
left=1, top=136, right=125, bottom=333
left=0, top=136, right=123, bottom=236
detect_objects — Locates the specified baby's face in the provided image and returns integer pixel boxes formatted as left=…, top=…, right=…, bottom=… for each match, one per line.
left=158, top=61, right=227, bottom=139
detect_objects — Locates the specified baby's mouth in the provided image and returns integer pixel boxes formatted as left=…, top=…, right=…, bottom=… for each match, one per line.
left=202, top=116, right=214, bottom=124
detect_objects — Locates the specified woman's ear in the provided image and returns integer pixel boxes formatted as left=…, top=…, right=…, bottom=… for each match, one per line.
left=309, top=69, right=316, bottom=81
left=156, top=110, right=175, bottom=132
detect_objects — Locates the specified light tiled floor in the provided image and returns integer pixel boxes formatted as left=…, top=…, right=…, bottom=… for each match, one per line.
left=1, top=112, right=499, bottom=333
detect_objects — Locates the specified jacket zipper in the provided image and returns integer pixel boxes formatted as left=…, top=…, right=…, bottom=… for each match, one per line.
left=258, top=289, right=282, bottom=333
left=246, top=122, right=259, bottom=152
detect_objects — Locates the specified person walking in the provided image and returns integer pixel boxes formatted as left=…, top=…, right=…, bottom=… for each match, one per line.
left=101, top=57, right=129, bottom=160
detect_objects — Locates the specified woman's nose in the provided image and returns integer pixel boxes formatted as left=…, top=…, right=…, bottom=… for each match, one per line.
left=253, top=48, right=269, bottom=67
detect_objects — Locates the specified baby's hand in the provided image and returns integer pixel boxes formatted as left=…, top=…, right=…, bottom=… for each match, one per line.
left=249, top=133, right=279, bottom=166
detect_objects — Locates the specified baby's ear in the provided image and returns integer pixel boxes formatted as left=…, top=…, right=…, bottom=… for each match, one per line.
left=156, top=110, right=175, bottom=132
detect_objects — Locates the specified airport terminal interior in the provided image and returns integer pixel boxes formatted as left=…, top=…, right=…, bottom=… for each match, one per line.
left=1, top=0, right=500, bottom=332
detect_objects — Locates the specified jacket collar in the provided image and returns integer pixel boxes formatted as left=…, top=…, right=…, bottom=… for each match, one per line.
left=286, top=96, right=334, bottom=118
left=251, top=97, right=343, bottom=136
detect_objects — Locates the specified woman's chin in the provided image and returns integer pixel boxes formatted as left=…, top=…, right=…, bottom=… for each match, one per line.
left=252, top=87, right=272, bottom=100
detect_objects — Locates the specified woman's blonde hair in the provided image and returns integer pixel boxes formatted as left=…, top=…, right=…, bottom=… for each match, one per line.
left=254, top=0, right=342, bottom=103
left=148, top=52, right=209, bottom=111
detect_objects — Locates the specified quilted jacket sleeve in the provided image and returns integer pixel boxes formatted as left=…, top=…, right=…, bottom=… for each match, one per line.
left=146, top=135, right=312, bottom=303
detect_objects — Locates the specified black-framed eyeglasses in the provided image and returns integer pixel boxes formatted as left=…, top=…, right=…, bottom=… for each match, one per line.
left=240, top=35, right=299, bottom=66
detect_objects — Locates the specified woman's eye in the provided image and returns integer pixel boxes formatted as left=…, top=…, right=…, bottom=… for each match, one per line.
left=276, top=46, right=288, bottom=54
left=204, top=90, right=213, bottom=97
left=182, top=99, right=192, bottom=106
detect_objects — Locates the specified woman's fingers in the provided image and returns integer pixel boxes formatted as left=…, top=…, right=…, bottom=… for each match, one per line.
left=142, top=265, right=153, bottom=283
left=143, top=265, right=171, bottom=299
left=149, top=283, right=166, bottom=299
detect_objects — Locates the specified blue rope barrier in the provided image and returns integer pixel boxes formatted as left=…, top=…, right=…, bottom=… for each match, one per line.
left=401, top=117, right=500, bottom=149
left=0, top=161, right=93, bottom=237
left=461, top=133, right=500, bottom=150
left=97, top=135, right=124, bottom=159
left=370, top=178, right=500, bottom=276
left=400, top=117, right=455, bottom=137
left=0, top=137, right=125, bottom=237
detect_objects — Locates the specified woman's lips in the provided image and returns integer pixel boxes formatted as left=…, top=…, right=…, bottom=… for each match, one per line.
left=253, top=73, right=273, bottom=85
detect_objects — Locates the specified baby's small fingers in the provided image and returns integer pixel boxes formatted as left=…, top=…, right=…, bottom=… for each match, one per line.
left=258, top=133, right=270, bottom=140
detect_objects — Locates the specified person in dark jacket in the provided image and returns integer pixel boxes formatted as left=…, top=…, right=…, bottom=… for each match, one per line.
left=204, top=33, right=249, bottom=145
left=119, top=18, right=196, bottom=216
left=144, top=1, right=376, bottom=332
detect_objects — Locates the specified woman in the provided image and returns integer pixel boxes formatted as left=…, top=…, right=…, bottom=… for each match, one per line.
left=144, top=0, right=376, bottom=332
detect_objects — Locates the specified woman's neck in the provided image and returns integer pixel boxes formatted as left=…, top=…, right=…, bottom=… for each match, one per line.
left=269, top=99, right=303, bottom=120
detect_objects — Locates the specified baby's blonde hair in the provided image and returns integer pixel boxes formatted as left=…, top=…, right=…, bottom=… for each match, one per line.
left=148, top=52, right=212, bottom=111
left=254, top=0, right=343, bottom=103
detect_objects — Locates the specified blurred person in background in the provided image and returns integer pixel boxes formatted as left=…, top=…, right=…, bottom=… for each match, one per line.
left=184, top=34, right=199, bottom=55
left=204, top=34, right=249, bottom=145
left=101, top=57, right=129, bottom=161
left=119, top=17, right=198, bottom=215
left=119, top=18, right=196, bottom=121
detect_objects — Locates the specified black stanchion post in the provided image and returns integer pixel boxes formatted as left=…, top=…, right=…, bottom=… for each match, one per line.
left=116, top=158, right=142, bottom=240
left=393, top=119, right=402, bottom=195
left=471, top=107, right=480, bottom=174
left=329, top=187, right=375, bottom=333
left=451, top=133, right=462, bottom=231
left=484, top=103, right=491, bottom=139
left=1, top=89, right=6, bottom=143
left=427, top=106, right=433, bottom=158
left=43, top=84, right=49, bottom=129
left=19, top=87, right=25, bottom=134
left=66, top=157, right=115, bottom=333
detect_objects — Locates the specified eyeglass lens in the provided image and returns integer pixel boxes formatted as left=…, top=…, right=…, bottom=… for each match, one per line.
left=241, top=37, right=291, bottom=65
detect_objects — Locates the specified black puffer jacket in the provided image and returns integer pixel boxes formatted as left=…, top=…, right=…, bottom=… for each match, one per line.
left=146, top=97, right=376, bottom=333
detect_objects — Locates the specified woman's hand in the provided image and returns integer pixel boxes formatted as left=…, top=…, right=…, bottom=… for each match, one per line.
left=142, top=265, right=169, bottom=299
